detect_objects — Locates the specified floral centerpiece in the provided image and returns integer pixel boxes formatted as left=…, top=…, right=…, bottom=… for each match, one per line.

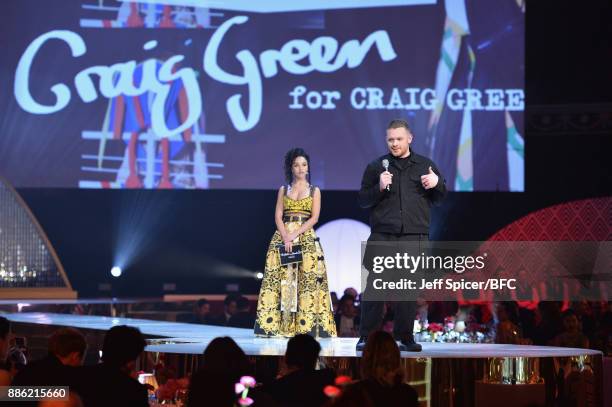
left=414, top=317, right=493, bottom=343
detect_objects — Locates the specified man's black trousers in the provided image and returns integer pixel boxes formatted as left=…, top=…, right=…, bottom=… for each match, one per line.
left=359, top=232, right=429, bottom=338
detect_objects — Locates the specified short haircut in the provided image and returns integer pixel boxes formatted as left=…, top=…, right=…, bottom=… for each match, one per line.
left=48, top=328, right=87, bottom=358
left=236, top=296, right=250, bottom=311
left=285, top=334, right=321, bottom=369
left=0, top=317, right=9, bottom=340
left=387, top=119, right=412, bottom=133
left=196, top=298, right=209, bottom=308
left=224, top=294, right=239, bottom=306
left=102, top=325, right=146, bottom=367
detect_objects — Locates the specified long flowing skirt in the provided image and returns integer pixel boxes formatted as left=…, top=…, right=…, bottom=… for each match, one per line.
left=254, top=221, right=337, bottom=337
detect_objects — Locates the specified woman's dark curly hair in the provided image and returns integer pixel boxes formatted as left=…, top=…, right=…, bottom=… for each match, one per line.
left=284, top=148, right=310, bottom=184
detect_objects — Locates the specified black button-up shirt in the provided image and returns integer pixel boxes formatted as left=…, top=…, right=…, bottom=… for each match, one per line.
left=358, top=150, right=446, bottom=234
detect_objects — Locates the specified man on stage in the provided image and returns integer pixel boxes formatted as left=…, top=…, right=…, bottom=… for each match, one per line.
left=357, top=119, right=446, bottom=351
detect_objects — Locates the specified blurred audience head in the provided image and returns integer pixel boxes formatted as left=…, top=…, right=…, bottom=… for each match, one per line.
left=285, top=334, right=321, bottom=370
left=101, top=325, right=146, bottom=371
left=361, top=331, right=403, bottom=386
left=338, top=294, right=357, bottom=317
left=224, top=294, right=239, bottom=316
left=496, top=301, right=520, bottom=325
left=236, top=296, right=250, bottom=313
left=562, top=309, right=581, bottom=333
left=343, top=287, right=358, bottom=299
left=203, top=336, right=250, bottom=378
left=189, top=336, right=251, bottom=407
left=49, top=328, right=87, bottom=367
left=195, top=298, right=210, bottom=315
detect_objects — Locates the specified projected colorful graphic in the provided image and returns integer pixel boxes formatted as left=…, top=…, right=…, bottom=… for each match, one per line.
left=1, top=0, right=524, bottom=191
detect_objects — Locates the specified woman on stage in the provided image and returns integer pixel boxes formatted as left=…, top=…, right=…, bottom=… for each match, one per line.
left=254, top=148, right=337, bottom=338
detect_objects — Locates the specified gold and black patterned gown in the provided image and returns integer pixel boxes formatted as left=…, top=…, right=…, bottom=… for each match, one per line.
left=254, top=186, right=337, bottom=338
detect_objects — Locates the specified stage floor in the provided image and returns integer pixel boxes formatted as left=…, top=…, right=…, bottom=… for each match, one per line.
left=4, top=312, right=601, bottom=359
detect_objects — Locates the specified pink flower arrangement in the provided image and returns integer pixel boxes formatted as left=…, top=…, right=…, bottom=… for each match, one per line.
left=428, top=322, right=443, bottom=332
left=235, top=375, right=256, bottom=407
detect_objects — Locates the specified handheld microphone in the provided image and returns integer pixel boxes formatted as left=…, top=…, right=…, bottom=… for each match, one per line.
left=382, top=159, right=390, bottom=191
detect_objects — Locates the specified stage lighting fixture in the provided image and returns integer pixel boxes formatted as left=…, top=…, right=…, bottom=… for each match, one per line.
left=110, top=266, right=122, bottom=277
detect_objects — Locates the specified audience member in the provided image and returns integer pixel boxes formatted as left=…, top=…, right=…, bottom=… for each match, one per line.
left=210, top=294, right=239, bottom=326
left=12, top=327, right=86, bottom=405
left=187, top=337, right=248, bottom=406
left=551, top=309, right=589, bottom=348
left=184, top=298, right=215, bottom=325
left=228, top=296, right=256, bottom=328
left=532, top=301, right=563, bottom=345
left=331, top=331, right=418, bottom=407
left=202, top=336, right=251, bottom=376
left=343, top=287, right=359, bottom=303
left=495, top=302, right=530, bottom=345
left=188, top=336, right=275, bottom=407
left=73, top=325, right=148, bottom=407
left=571, top=301, right=596, bottom=342
left=335, top=295, right=359, bottom=337
left=186, top=367, right=236, bottom=407
left=262, top=334, right=334, bottom=407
